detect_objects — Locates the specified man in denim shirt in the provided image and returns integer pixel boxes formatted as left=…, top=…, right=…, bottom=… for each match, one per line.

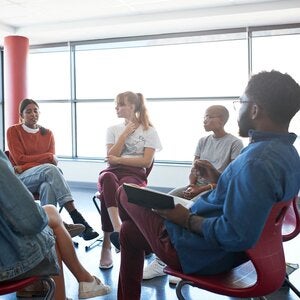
left=116, top=70, right=300, bottom=300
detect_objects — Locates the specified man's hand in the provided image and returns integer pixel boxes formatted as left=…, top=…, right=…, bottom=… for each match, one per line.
left=183, top=185, right=210, bottom=199
left=155, top=204, right=204, bottom=234
left=193, top=159, right=220, bottom=183
left=154, top=204, right=190, bottom=228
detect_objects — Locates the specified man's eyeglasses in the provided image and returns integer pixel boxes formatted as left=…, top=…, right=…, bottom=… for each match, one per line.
left=233, top=99, right=251, bottom=111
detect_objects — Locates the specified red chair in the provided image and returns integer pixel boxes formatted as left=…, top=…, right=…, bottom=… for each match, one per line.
left=164, top=198, right=296, bottom=300
left=282, top=196, right=300, bottom=241
left=0, top=276, right=55, bottom=299
left=282, top=196, right=300, bottom=297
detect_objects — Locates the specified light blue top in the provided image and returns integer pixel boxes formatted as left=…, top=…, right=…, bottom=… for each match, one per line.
left=0, top=150, right=55, bottom=281
left=165, top=130, right=300, bottom=275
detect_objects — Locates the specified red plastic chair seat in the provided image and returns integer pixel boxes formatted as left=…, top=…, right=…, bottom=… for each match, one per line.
left=165, top=260, right=260, bottom=298
left=0, top=276, right=55, bottom=299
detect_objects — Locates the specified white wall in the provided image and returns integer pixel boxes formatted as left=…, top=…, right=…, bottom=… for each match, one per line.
left=59, top=159, right=191, bottom=190
left=58, top=135, right=300, bottom=189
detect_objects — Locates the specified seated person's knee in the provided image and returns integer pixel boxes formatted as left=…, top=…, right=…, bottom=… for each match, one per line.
left=43, top=205, right=61, bottom=228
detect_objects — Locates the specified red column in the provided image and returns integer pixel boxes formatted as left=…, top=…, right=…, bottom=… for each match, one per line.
left=4, top=35, right=29, bottom=130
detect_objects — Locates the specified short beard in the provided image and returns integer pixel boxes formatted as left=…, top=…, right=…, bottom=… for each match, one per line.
left=238, top=109, right=253, bottom=137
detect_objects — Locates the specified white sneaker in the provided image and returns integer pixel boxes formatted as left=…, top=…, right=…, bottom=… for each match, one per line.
left=143, top=258, right=167, bottom=280
left=169, top=275, right=181, bottom=285
left=78, top=276, right=111, bottom=299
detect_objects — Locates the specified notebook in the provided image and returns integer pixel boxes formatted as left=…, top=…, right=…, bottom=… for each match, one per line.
left=123, top=183, right=193, bottom=209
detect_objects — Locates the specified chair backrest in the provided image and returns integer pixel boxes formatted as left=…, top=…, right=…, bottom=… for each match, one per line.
left=282, top=196, right=300, bottom=241
left=245, top=198, right=295, bottom=295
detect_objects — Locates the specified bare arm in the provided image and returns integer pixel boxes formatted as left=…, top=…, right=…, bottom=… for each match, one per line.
left=107, top=122, right=138, bottom=157
left=107, top=147, right=154, bottom=168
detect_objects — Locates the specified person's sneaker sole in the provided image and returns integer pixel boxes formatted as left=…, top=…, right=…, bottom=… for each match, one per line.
left=143, top=258, right=167, bottom=280
left=99, top=262, right=113, bottom=269
left=79, top=287, right=111, bottom=299
left=169, top=275, right=181, bottom=285
left=78, top=276, right=111, bottom=299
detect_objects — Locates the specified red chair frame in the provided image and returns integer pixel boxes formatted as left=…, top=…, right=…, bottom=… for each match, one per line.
left=281, top=196, right=300, bottom=297
left=164, top=198, right=296, bottom=300
left=0, top=276, right=55, bottom=299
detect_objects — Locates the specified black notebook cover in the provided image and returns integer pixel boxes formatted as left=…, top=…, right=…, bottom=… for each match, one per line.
left=123, top=183, right=175, bottom=209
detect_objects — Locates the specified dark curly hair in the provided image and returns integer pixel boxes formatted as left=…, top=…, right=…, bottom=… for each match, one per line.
left=245, top=70, right=300, bottom=125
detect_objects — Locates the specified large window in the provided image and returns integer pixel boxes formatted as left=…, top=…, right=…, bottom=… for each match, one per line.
left=73, top=34, right=248, bottom=160
left=252, top=28, right=300, bottom=143
left=75, top=38, right=248, bottom=99
left=28, top=48, right=70, bottom=100
left=27, top=25, right=300, bottom=162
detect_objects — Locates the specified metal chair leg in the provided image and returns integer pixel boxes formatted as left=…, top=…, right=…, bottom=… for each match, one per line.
left=41, top=276, right=56, bottom=300
left=284, top=277, right=300, bottom=298
left=85, top=194, right=103, bottom=252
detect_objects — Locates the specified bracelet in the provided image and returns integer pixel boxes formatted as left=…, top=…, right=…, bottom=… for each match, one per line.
left=186, top=213, right=197, bottom=231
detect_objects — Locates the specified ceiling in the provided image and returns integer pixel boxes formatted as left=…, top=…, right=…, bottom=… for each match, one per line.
left=0, top=0, right=300, bottom=46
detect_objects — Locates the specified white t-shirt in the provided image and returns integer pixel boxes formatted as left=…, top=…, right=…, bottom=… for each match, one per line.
left=106, top=123, right=162, bottom=157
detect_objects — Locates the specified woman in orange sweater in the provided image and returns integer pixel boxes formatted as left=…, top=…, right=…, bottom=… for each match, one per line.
left=6, top=98, right=98, bottom=241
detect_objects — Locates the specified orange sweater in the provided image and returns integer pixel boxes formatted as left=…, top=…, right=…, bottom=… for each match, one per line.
left=7, top=124, right=55, bottom=173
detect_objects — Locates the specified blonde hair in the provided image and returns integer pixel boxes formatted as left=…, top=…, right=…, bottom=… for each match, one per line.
left=116, top=91, right=153, bottom=130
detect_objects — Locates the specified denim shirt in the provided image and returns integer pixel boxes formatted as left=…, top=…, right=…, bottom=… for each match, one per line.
left=0, top=150, right=55, bottom=281
left=165, top=131, right=300, bottom=275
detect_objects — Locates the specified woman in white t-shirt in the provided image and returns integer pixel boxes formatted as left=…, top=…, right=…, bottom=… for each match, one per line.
left=97, top=91, right=162, bottom=269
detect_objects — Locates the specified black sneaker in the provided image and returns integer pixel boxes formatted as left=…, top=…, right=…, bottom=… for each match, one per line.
left=69, top=209, right=99, bottom=241
left=81, top=227, right=99, bottom=241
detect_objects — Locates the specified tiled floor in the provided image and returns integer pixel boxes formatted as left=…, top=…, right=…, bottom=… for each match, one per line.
left=1, top=186, right=299, bottom=300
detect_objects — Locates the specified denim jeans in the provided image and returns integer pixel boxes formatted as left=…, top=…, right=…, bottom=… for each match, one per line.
left=17, top=163, right=73, bottom=207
